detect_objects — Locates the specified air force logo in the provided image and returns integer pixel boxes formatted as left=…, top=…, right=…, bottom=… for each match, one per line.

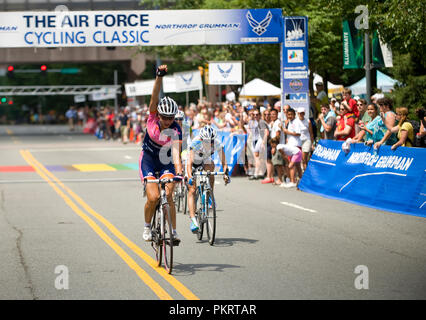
left=217, top=64, right=233, bottom=78
left=246, top=10, right=273, bottom=36
left=180, top=73, right=193, bottom=85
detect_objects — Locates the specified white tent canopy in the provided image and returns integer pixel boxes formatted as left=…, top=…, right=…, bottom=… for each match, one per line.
left=313, top=73, right=344, bottom=94
left=348, top=70, right=399, bottom=95
left=239, top=78, right=281, bottom=97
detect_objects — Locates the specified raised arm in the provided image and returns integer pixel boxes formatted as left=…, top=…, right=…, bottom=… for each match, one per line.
left=149, top=65, right=168, bottom=114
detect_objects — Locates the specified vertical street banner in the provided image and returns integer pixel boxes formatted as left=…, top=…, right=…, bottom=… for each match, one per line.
left=342, top=20, right=364, bottom=69
left=281, top=16, right=310, bottom=115
left=372, top=31, right=393, bottom=68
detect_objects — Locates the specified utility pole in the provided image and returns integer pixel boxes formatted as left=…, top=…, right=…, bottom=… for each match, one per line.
left=355, top=5, right=371, bottom=103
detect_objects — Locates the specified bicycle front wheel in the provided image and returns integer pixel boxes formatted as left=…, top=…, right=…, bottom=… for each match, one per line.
left=205, top=191, right=216, bottom=245
left=195, top=188, right=204, bottom=241
left=151, top=209, right=162, bottom=267
left=162, top=204, right=174, bottom=274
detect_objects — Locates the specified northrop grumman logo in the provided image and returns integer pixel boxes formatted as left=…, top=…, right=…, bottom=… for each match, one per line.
left=217, top=64, right=233, bottom=78
left=0, top=26, right=18, bottom=31
left=246, top=11, right=273, bottom=36
left=180, top=73, right=193, bottom=85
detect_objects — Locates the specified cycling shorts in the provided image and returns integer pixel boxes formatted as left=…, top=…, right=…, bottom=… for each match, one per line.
left=139, top=150, right=175, bottom=182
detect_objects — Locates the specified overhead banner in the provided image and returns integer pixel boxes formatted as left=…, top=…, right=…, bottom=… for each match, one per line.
left=173, top=70, right=203, bottom=93
left=281, top=16, right=310, bottom=115
left=208, top=61, right=243, bottom=85
left=0, top=9, right=283, bottom=48
left=299, top=140, right=426, bottom=217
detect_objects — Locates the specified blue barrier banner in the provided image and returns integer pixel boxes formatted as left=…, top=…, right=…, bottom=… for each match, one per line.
left=299, top=140, right=426, bottom=217
left=191, top=130, right=246, bottom=175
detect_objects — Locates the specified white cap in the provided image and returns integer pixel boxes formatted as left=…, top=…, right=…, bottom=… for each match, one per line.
left=297, top=107, right=305, bottom=113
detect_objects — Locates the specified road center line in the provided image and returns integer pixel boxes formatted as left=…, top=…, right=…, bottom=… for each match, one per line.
left=22, top=149, right=199, bottom=300
left=20, top=150, right=173, bottom=300
left=280, top=201, right=317, bottom=213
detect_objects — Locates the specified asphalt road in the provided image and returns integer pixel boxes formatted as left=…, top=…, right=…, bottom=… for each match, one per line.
left=1, top=124, right=425, bottom=300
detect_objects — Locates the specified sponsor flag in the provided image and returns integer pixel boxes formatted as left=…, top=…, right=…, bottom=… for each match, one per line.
left=342, top=20, right=364, bottom=69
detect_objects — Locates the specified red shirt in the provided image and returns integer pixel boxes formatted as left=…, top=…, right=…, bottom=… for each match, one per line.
left=336, top=113, right=356, bottom=141
left=346, top=98, right=359, bottom=118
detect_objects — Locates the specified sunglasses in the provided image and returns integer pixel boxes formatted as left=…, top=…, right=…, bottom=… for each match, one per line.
left=159, top=115, right=175, bottom=121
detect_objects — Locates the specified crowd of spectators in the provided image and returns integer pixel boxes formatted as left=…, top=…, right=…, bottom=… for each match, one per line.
left=68, top=87, right=426, bottom=188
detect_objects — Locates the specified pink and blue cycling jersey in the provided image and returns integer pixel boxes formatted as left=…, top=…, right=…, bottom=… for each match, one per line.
left=139, top=112, right=182, bottom=180
left=142, top=112, right=182, bottom=154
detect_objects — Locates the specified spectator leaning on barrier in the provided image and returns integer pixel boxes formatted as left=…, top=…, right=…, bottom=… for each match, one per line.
left=356, top=98, right=371, bottom=135
left=374, top=97, right=398, bottom=148
left=353, top=103, right=380, bottom=144
left=318, top=103, right=336, bottom=140
left=334, top=102, right=356, bottom=141
left=390, top=107, right=414, bottom=150
left=415, top=108, right=426, bottom=147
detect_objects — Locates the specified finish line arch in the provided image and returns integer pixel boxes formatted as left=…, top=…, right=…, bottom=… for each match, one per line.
left=0, top=9, right=309, bottom=114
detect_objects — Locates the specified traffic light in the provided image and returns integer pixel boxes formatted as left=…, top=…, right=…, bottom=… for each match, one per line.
left=7, top=65, right=14, bottom=78
left=1, top=97, right=6, bottom=104
left=40, top=64, right=47, bottom=76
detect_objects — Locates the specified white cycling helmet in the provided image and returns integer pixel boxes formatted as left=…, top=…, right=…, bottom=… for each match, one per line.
left=158, top=96, right=178, bottom=117
left=199, top=125, right=217, bottom=141
left=175, top=110, right=184, bottom=121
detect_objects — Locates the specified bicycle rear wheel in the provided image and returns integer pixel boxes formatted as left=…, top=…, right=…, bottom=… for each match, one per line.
left=205, top=191, right=216, bottom=245
left=176, top=182, right=182, bottom=213
left=161, top=204, right=174, bottom=274
left=195, top=188, right=204, bottom=241
left=183, top=184, right=188, bottom=215
left=151, top=209, right=162, bottom=267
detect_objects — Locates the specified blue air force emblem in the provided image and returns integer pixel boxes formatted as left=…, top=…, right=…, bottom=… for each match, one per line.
left=246, top=11, right=273, bottom=36
left=217, top=64, right=233, bottom=78
left=180, top=73, right=193, bottom=85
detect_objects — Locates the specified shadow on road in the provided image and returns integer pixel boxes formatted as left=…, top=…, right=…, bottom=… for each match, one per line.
left=172, top=262, right=241, bottom=276
left=210, top=237, right=259, bottom=247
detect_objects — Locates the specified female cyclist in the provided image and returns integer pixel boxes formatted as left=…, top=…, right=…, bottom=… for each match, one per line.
left=140, top=64, right=183, bottom=243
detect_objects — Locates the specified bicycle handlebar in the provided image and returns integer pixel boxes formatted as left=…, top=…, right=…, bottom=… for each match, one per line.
left=144, top=176, right=183, bottom=184
left=193, top=171, right=226, bottom=176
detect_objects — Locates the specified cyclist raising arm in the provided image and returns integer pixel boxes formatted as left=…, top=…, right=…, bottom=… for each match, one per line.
left=140, top=64, right=183, bottom=243
left=186, top=125, right=229, bottom=233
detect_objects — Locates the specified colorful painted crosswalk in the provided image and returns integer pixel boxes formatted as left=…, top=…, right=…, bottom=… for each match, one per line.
left=0, top=163, right=139, bottom=173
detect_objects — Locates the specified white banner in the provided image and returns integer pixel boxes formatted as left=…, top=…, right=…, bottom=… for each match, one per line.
left=74, top=94, right=86, bottom=103
left=0, top=9, right=283, bottom=48
left=125, top=76, right=176, bottom=97
left=208, top=61, right=243, bottom=85
left=173, top=71, right=202, bottom=93
left=90, top=91, right=116, bottom=101
left=125, top=80, right=154, bottom=97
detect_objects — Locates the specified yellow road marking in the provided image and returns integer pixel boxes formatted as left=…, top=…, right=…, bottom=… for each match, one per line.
left=20, top=150, right=173, bottom=300
left=72, top=164, right=116, bottom=172
left=22, top=150, right=199, bottom=300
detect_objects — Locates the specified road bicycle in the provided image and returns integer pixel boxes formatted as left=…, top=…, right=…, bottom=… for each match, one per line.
left=173, top=177, right=187, bottom=214
left=193, top=170, right=228, bottom=246
left=144, top=176, right=182, bottom=274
